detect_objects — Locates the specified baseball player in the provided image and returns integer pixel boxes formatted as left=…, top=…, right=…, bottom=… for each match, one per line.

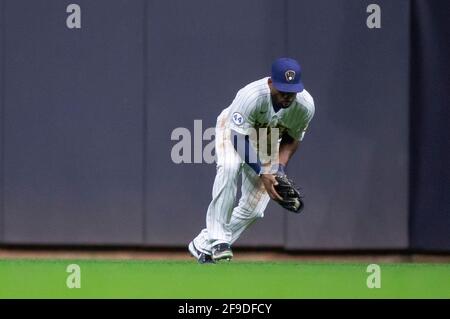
left=189, top=58, right=315, bottom=263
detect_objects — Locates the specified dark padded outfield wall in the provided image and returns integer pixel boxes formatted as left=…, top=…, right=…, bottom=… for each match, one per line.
left=2, top=0, right=145, bottom=244
left=284, top=0, right=410, bottom=249
left=144, top=0, right=287, bottom=246
left=410, top=0, right=450, bottom=251
left=0, top=0, right=4, bottom=242
left=1, top=0, right=446, bottom=251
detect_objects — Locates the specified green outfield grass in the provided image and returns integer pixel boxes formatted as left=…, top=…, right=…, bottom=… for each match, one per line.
left=0, top=259, right=449, bottom=298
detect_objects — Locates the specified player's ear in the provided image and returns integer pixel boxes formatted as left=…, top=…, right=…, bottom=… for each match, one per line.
left=268, top=78, right=274, bottom=90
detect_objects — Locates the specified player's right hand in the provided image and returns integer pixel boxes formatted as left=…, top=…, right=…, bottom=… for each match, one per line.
left=260, top=174, right=283, bottom=201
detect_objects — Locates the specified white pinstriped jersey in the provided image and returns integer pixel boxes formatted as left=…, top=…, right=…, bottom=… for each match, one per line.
left=225, top=77, right=315, bottom=142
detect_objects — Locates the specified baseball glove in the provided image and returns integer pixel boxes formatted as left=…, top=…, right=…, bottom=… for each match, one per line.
left=274, top=174, right=304, bottom=213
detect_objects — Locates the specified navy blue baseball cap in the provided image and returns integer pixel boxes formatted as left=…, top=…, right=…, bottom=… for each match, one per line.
left=271, top=57, right=304, bottom=93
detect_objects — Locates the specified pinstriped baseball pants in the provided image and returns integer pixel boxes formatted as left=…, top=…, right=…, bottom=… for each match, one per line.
left=192, top=110, right=271, bottom=254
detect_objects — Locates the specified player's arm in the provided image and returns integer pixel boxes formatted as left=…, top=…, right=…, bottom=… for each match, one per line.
left=279, top=95, right=315, bottom=172
left=228, top=91, right=263, bottom=174
left=231, top=129, right=282, bottom=200
left=277, top=133, right=300, bottom=173
left=261, top=133, right=301, bottom=202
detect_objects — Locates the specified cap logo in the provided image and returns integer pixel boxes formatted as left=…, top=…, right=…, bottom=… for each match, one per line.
left=285, top=70, right=296, bottom=82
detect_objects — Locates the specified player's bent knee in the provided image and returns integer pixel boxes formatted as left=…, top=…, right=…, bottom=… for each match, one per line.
left=235, top=206, right=265, bottom=220
left=254, top=210, right=265, bottom=219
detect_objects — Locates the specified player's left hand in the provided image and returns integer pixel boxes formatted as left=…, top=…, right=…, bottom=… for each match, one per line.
left=273, top=173, right=304, bottom=213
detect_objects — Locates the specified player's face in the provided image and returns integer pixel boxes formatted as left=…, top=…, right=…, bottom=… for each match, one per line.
left=271, top=89, right=297, bottom=109
left=268, top=78, right=297, bottom=109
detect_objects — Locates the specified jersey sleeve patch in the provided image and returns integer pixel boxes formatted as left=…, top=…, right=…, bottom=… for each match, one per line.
left=232, top=112, right=244, bottom=126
